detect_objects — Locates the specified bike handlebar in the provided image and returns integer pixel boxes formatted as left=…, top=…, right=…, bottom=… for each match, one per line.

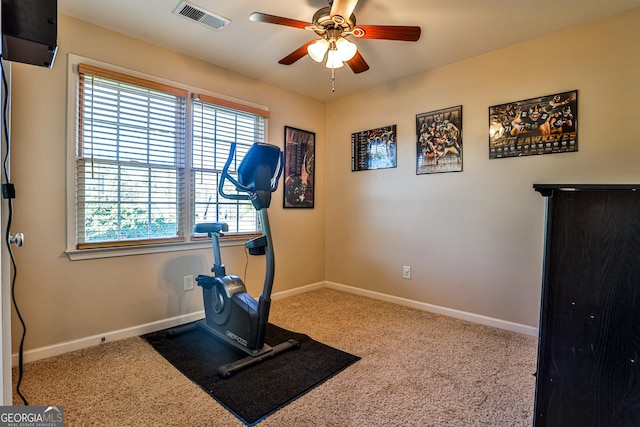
left=218, top=143, right=284, bottom=201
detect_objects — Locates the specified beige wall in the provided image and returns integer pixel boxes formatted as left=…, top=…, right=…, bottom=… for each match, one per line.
left=8, top=15, right=326, bottom=351
left=325, top=8, right=640, bottom=327
left=8, top=8, right=640, bottom=354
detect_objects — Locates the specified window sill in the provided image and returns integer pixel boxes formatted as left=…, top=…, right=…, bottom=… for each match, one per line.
left=66, top=238, right=245, bottom=261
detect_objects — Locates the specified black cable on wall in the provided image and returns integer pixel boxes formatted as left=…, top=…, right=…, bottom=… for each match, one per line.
left=1, top=54, right=28, bottom=406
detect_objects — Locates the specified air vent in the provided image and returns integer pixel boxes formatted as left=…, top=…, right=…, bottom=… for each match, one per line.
left=173, top=1, right=231, bottom=31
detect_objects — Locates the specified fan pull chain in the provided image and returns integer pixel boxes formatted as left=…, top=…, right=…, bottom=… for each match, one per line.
left=330, top=68, right=336, bottom=92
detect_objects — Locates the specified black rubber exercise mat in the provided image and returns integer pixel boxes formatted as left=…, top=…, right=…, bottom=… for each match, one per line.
left=142, top=323, right=360, bottom=426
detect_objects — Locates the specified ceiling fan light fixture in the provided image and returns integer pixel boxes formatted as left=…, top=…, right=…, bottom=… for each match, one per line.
left=307, top=38, right=330, bottom=62
left=251, top=0, right=422, bottom=81
left=325, top=47, right=344, bottom=69
left=335, top=37, right=357, bottom=61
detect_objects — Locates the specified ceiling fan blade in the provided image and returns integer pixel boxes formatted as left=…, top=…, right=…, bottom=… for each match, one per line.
left=353, top=25, right=421, bottom=42
left=347, top=51, right=369, bottom=74
left=330, top=0, right=359, bottom=20
left=278, top=41, right=315, bottom=65
left=249, top=12, right=311, bottom=30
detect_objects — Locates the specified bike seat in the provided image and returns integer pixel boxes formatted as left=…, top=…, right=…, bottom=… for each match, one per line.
left=194, top=222, right=229, bottom=234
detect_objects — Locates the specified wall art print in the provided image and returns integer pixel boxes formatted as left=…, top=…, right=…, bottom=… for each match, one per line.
left=416, top=105, right=462, bottom=174
left=489, top=90, right=577, bottom=159
left=283, top=126, right=315, bottom=208
left=351, top=125, right=397, bottom=171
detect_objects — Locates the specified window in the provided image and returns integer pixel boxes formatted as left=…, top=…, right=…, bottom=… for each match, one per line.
left=192, top=95, right=264, bottom=234
left=69, top=58, right=268, bottom=255
left=76, top=64, right=187, bottom=248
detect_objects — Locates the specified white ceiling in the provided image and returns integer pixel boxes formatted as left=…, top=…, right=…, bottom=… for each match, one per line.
left=58, top=0, right=640, bottom=102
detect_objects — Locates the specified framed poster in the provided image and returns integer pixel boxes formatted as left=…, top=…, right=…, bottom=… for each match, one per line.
left=283, top=126, right=315, bottom=208
left=416, top=105, right=462, bottom=174
left=351, top=125, right=397, bottom=171
left=489, top=90, right=577, bottom=159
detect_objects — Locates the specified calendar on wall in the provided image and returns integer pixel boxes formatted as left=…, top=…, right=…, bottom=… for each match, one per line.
left=351, top=124, right=397, bottom=172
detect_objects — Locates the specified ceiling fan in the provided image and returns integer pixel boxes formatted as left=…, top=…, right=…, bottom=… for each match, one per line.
left=249, top=0, right=421, bottom=75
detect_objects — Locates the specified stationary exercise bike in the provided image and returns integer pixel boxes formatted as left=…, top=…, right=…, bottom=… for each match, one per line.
left=192, top=142, right=298, bottom=378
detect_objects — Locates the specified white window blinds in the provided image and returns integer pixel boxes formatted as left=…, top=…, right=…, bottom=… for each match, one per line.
left=76, top=64, right=187, bottom=248
left=192, top=95, right=265, bottom=234
left=72, top=62, right=269, bottom=252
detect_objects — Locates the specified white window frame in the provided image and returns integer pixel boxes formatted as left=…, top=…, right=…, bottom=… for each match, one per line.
left=65, top=54, right=269, bottom=260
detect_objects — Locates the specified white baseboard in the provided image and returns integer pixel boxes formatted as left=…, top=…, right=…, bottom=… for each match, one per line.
left=324, top=282, right=539, bottom=337
left=272, top=281, right=325, bottom=300
left=12, top=283, right=326, bottom=366
left=14, top=281, right=537, bottom=366
left=13, top=311, right=205, bottom=366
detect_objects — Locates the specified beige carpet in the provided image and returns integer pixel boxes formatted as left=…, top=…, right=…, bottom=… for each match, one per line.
left=12, top=288, right=538, bottom=426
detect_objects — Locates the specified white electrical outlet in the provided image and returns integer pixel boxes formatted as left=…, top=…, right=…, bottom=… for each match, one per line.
left=183, top=275, right=195, bottom=291
left=402, top=265, right=411, bottom=279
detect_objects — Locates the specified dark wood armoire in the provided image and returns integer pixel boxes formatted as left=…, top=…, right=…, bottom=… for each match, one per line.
left=533, top=184, right=640, bottom=427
